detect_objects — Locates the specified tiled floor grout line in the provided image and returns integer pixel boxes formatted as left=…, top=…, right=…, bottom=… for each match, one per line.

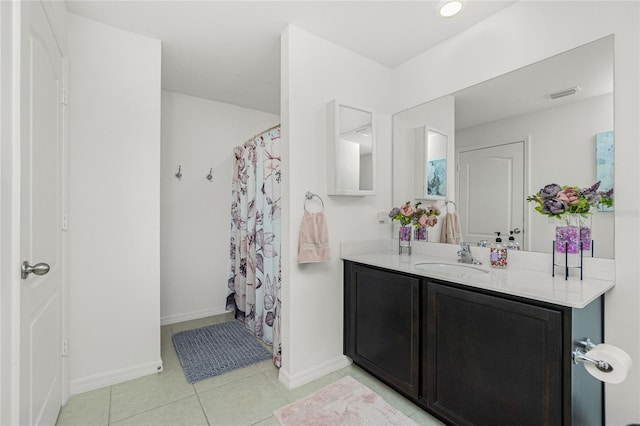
left=107, top=386, right=113, bottom=425
left=109, top=394, right=198, bottom=425
left=261, top=370, right=291, bottom=404
left=192, top=368, right=280, bottom=426
left=194, top=388, right=211, bottom=426
left=251, top=371, right=284, bottom=426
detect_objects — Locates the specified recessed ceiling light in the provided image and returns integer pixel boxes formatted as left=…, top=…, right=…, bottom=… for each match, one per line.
left=439, top=1, right=463, bottom=18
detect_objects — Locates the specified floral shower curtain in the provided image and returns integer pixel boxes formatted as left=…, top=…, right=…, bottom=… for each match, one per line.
left=227, top=125, right=282, bottom=367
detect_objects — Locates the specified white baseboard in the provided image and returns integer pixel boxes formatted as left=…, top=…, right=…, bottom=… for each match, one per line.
left=70, top=359, right=164, bottom=395
left=160, top=306, right=229, bottom=326
left=279, top=355, right=352, bottom=389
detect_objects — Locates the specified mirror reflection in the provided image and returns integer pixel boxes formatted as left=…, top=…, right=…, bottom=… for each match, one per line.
left=328, top=101, right=375, bottom=195
left=414, top=128, right=448, bottom=200
left=339, top=106, right=373, bottom=192
left=393, top=35, right=614, bottom=258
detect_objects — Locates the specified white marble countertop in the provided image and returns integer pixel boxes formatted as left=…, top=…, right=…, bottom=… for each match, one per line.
left=341, top=246, right=615, bottom=309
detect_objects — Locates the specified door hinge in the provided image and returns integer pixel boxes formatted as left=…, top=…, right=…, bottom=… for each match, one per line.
left=60, top=88, right=68, bottom=106
left=62, top=339, right=68, bottom=356
left=62, top=214, right=68, bottom=231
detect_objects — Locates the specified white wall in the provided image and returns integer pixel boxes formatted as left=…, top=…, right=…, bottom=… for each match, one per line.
left=393, top=2, right=640, bottom=423
left=457, top=94, right=614, bottom=258
left=67, top=13, right=162, bottom=394
left=160, top=90, right=279, bottom=324
left=280, top=25, right=393, bottom=386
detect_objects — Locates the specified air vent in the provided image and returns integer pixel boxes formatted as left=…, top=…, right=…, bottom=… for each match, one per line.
left=545, top=86, right=581, bottom=100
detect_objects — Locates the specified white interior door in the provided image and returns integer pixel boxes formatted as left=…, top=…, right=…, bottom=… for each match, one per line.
left=19, top=2, right=65, bottom=425
left=457, top=142, right=525, bottom=247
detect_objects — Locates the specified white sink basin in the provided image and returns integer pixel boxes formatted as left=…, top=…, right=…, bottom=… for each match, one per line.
left=414, top=262, right=489, bottom=275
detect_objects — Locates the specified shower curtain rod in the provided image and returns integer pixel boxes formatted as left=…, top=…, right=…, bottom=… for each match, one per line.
left=243, top=124, right=281, bottom=147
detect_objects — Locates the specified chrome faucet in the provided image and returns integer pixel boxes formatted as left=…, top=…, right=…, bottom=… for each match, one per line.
left=457, top=242, right=482, bottom=265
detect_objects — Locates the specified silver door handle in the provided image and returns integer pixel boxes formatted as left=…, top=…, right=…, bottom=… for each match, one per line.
left=512, top=228, right=522, bottom=234
left=21, top=261, right=50, bottom=279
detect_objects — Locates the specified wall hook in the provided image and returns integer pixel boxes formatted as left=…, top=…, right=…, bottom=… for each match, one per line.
left=175, top=165, right=182, bottom=180
left=206, top=168, right=213, bottom=181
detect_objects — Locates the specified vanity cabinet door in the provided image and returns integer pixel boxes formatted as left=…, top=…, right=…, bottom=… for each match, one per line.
left=425, top=282, right=564, bottom=426
left=344, top=262, right=420, bottom=398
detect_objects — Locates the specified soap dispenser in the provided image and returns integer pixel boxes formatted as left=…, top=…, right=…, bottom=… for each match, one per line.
left=490, top=232, right=508, bottom=269
left=507, top=231, right=521, bottom=250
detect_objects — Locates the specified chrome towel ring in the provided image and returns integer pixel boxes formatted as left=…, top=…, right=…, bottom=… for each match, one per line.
left=445, top=200, right=457, bottom=213
left=304, top=191, right=325, bottom=212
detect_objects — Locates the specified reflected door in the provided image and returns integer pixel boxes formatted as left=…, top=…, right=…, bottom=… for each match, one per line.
left=458, top=142, right=524, bottom=247
left=19, top=2, right=65, bottom=424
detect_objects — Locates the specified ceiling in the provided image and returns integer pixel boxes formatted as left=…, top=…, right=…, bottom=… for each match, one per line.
left=453, top=34, right=613, bottom=129
left=65, top=1, right=516, bottom=114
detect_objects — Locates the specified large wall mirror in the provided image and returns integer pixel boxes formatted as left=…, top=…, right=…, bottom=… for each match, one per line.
left=393, top=35, right=614, bottom=259
left=327, top=100, right=375, bottom=196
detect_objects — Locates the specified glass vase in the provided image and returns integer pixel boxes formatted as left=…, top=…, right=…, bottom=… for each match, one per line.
left=554, top=214, right=592, bottom=272
left=414, top=226, right=428, bottom=241
left=555, top=214, right=591, bottom=254
left=399, top=225, right=412, bottom=254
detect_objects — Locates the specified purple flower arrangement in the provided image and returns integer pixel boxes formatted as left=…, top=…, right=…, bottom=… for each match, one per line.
left=527, top=181, right=613, bottom=220
left=529, top=182, right=611, bottom=255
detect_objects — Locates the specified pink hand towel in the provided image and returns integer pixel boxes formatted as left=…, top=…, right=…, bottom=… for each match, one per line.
left=297, top=211, right=330, bottom=263
left=440, top=212, right=463, bottom=244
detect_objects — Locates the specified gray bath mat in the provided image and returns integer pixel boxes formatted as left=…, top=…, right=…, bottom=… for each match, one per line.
left=172, top=321, right=272, bottom=383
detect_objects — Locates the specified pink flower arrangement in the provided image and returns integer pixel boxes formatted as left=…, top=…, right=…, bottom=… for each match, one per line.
left=389, top=201, right=440, bottom=228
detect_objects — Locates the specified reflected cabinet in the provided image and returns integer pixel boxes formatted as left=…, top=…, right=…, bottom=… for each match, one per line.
left=326, top=100, right=375, bottom=196
left=414, top=126, right=448, bottom=200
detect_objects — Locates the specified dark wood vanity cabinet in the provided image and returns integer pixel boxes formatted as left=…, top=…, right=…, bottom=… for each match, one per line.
left=424, top=282, right=564, bottom=426
left=343, top=260, right=603, bottom=426
left=343, top=263, right=421, bottom=398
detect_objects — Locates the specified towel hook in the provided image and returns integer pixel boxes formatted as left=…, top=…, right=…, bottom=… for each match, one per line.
left=304, top=191, right=325, bottom=212
left=206, top=168, right=213, bottom=181
left=175, top=165, right=183, bottom=180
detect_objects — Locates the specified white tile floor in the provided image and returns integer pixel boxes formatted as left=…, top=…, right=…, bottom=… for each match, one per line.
left=56, top=313, right=444, bottom=426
